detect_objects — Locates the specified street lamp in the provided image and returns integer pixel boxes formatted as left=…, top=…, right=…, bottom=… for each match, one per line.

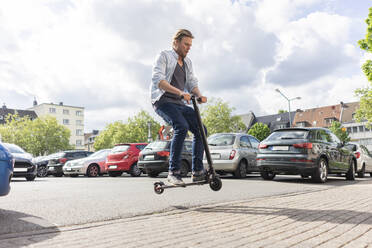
left=275, top=89, right=301, bottom=127
left=147, top=121, right=152, bottom=143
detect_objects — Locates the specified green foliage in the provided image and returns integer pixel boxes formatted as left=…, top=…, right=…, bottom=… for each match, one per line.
left=356, top=7, right=372, bottom=123
left=201, top=98, right=246, bottom=135
left=0, top=114, right=71, bottom=156
left=93, top=110, right=160, bottom=150
left=329, top=121, right=350, bottom=143
left=278, top=109, right=288, bottom=114
left=248, top=123, right=270, bottom=141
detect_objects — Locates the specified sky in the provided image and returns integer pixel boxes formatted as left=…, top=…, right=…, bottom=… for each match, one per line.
left=0, top=0, right=371, bottom=132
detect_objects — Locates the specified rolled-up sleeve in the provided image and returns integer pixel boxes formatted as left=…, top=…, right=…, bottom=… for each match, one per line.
left=151, top=51, right=167, bottom=88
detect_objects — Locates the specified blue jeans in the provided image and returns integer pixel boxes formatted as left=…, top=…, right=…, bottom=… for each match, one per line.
left=155, top=102, right=205, bottom=173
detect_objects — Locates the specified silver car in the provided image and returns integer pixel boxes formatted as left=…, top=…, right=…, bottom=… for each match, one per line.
left=203, top=133, right=260, bottom=178
left=63, top=149, right=111, bottom=177
left=346, top=143, right=372, bottom=178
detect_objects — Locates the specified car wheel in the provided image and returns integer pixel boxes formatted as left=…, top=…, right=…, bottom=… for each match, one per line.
left=370, top=173, right=372, bottom=177
left=129, top=163, right=141, bottom=177
left=180, top=160, right=189, bottom=177
left=346, top=160, right=356, bottom=181
left=357, top=164, right=365, bottom=178
left=108, top=171, right=122, bottom=177
left=234, top=160, right=247, bottom=179
left=26, top=175, right=36, bottom=181
left=147, top=170, right=160, bottom=178
left=260, top=171, right=276, bottom=180
left=312, top=157, right=328, bottom=183
left=37, top=165, right=48, bottom=177
left=87, top=164, right=99, bottom=177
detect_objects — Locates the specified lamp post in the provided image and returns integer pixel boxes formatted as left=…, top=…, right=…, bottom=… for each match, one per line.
left=147, top=121, right=152, bottom=143
left=275, top=89, right=301, bottom=127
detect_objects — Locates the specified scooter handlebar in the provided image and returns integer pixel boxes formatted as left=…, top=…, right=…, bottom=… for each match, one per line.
left=181, top=94, right=207, bottom=104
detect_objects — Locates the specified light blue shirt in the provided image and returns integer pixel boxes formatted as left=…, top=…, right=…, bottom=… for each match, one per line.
left=150, top=49, right=198, bottom=105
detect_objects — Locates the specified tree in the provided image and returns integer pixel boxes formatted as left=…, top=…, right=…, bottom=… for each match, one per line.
left=0, top=114, right=71, bottom=156
left=278, top=109, right=288, bottom=114
left=355, top=7, right=372, bottom=124
left=201, top=98, right=246, bottom=135
left=94, top=110, right=160, bottom=150
left=248, top=123, right=271, bottom=141
left=329, top=121, right=350, bottom=143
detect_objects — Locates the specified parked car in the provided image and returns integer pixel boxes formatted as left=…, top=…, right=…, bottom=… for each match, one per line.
left=256, top=127, right=356, bottom=183
left=202, top=133, right=260, bottom=178
left=48, top=150, right=94, bottom=177
left=106, top=143, right=147, bottom=177
left=345, top=143, right=372, bottom=178
left=33, top=155, right=52, bottom=177
left=0, top=142, right=14, bottom=196
left=63, top=149, right=111, bottom=177
left=138, top=140, right=192, bottom=177
left=4, top=143, right=37, bottom=181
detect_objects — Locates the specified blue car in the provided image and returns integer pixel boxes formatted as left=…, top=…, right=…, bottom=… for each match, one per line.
left=0, top=142, right=14, bottom=196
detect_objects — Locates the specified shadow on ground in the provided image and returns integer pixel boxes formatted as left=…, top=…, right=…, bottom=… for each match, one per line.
left=0, top=209, right=60, bottom=247
left=196, top=204, right=372, bottom=225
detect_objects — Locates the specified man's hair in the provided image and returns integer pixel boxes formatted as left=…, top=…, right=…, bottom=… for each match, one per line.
left=173, top=29, right=194, bottom=42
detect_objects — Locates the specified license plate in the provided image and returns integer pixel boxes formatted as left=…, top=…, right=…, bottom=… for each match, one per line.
left=145, top=155, right=154, bottom=160
left=211, top=154, right=220, bottom=159
left=48, top=167, right=54, bottom=170
left=14, top=168, right=28, bottom=172
left=109, top=165, right=117, bottom=169
left=272, top=146, right=289, bottom=151
left=66, top=168, right=72, bottom=171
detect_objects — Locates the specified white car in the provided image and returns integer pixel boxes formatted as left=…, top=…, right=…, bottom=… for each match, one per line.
left=346, top=143, right=372, bottom=178
left=63, top=149, right=111, bottom=177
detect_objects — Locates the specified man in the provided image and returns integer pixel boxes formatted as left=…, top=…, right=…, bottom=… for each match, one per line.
left=150, top=29, right=207, bottom=185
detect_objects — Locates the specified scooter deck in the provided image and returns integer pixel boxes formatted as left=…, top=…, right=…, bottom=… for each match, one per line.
left=157, top=180, right=208, bottom=189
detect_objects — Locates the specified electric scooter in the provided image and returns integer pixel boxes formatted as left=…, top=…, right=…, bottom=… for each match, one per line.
left=153, top=95, right=222, bottom=194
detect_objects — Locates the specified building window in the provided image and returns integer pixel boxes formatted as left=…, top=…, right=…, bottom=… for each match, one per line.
left=76, top=129, right=83, bottom=136
left=76, top=140, right=82, bottom=146
left=347, top=127, right=352, bottom=133
left=76, top=120, right=83, bottom=126
left=353, top=126, right=358, bottom=133
left=49, top=108, right=56, bottom=113
left=76, top=110, right=83, bottom=116
left=359, top=126, right=364, bottom=132
left=63, top=119, right=69, bottom=125
left=365, top=126, right=370, bottom=132
left=296, top=122, right=306, bottom=127
left=63, top=109, right=69, bottom=115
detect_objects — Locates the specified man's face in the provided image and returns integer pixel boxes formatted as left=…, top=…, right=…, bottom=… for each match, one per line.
left=175, top=37, right=192, bottom=58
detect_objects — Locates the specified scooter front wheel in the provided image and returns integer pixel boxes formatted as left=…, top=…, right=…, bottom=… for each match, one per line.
left=154, top=182, right=164, bottom=194
left=209, top=176, right=222, bottom=191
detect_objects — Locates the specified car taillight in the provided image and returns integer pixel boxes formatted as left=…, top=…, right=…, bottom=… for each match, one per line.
left=59, top=158, right=67, bottom=164
left=157, top=151, right=170, bottom=157
left=355, top=152, right=361, bottom=159
left=229, top=150, right=236, bottom=160
left=293, top=143, right=313, bottom=149
left=259, top=144, right=268, bottom=149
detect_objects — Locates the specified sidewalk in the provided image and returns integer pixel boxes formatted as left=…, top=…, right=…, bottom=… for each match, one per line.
left=1, top=181, right=372, bottom=248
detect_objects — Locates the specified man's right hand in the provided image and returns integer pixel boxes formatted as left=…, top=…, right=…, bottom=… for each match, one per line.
left=180, top=92, right=191, bottom=104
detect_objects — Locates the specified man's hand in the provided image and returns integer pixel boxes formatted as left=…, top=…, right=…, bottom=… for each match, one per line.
left=180, top=92, right=191, bottom=104
left=197, top=96, right=207, bottom=104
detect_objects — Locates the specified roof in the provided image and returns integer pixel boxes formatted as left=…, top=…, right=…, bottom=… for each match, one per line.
left=0, top=108, right=38, bottom=124
left=251, top=112, right=296, bottom=131
left=293, top=104, right=341, bottom=128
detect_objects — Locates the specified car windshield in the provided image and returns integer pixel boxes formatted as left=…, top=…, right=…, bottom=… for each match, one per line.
left=144, top=141, right=169, bottom=150
left=111, top=145, right=130, bottom=154
left=208, top=134, right=235, bottom=146
left=266, top=130, right=309, bottom=141
left=90, top=149, right=110, bottom=158
left=4, top=143, right=25, bottom=154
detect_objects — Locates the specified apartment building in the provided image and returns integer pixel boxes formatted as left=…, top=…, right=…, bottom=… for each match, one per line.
left=29, top=101, right=85, bottom=149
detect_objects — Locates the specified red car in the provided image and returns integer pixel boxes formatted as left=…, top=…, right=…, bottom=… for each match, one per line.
left=106, top=143, right=147, bottom=177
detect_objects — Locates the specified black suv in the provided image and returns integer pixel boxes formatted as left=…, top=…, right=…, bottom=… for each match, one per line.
left=256, top=128, right=356, bottom=183
left=138, top=140, right=192, bottom=177
left=48, top=150, right=94, bottom=177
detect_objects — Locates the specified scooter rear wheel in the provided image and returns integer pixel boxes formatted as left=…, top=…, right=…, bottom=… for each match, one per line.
left=154, top=182, right=164, bottom=194
left=209, top=176, right=222, bottom=191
